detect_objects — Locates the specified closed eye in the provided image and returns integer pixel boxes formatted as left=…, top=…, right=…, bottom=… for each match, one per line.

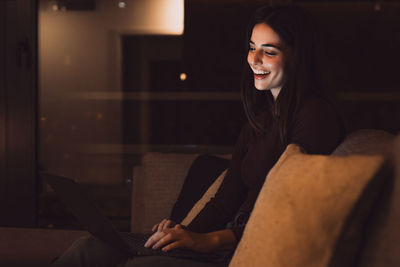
left=264, top=51, right=277, bottom=56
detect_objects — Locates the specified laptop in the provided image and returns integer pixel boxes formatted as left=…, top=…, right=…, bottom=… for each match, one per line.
left=43, top=172, right=224, bottom=262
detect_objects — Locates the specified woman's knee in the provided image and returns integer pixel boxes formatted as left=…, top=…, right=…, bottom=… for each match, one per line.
left=71, top=235, right=102, bottom=250
left=70, top=235, right=124, bottom=258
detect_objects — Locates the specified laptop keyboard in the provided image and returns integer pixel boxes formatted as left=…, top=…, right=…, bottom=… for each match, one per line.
left=121, top=233, right=152, bottom=254
left=120, top=232, right=223, bottom=262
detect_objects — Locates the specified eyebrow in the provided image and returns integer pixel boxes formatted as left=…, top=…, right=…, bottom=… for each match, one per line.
left=249, top=40, right=281, bottom=50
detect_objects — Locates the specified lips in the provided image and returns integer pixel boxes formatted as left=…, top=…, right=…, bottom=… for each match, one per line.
left=254, top=73, right=269, bottom=80
left=252, top=68, right=270, bottom=80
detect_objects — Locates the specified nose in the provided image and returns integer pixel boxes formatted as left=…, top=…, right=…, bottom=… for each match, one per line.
left=251, top=49, right=263, bottom=66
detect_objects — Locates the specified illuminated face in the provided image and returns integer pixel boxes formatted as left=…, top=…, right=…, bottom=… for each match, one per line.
left=247, top=23, right=285, bottom=97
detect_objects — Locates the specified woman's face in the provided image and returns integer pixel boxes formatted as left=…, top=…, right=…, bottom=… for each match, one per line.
left=247, top=23, right=286, bottom=92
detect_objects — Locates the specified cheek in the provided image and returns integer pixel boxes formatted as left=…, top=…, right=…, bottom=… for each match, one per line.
left=264, top=62, right=273, bottom=69
left=275, top=62, right=286, bottom=85
left=278, top=57, right=285, bottom=71
left=272, top=60, right=284, bottom=74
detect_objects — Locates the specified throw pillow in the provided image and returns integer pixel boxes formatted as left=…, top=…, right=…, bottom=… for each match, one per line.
left=229, top=144, right=386, bottom=267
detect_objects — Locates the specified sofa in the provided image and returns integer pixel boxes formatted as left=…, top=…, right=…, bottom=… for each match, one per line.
left=0, top=129, right=398, bottom=267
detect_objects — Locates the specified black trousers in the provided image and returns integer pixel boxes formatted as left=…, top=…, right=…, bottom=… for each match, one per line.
left=52, top=235, right=229, bottom=267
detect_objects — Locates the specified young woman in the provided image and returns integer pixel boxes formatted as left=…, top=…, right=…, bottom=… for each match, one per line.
left=53, top=5, right=344, bottom=267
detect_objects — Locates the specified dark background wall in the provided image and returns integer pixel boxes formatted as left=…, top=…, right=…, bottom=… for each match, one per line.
left=123, top=1, right=400, bottom=149
left=1, top=0, right=399, bottom=228
left=181, top=1, right=400, bottom=136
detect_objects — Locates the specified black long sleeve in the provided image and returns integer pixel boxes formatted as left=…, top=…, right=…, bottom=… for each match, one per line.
left=187, top=95, right=344, bottom=241
left=187, top=124, right=250, bottom=233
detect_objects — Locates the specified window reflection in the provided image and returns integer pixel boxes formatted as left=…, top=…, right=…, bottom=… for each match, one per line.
left=39, top=0, right=185, bottom=185
left=38, top=0, right=245, bottom=230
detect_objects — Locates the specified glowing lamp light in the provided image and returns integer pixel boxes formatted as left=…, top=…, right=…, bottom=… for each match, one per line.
left=180, top=73, right=187, bottom=81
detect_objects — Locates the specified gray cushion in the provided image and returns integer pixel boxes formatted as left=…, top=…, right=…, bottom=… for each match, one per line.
left=357, top=134, right=400, bottom=267
left=131, top=153, right=200, bottom=234
left=332, top=129, right=394, bottom=156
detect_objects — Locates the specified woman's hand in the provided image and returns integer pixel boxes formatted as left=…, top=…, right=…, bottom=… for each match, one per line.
left=151, top=219, right=176, bottom=232
left=144, top=219, right=177, bottom=249
left=148, top=224, right=227, bottom=253
left=149, top=224, right=217, bottom=253
left=145, top=221, right=238, bottom=253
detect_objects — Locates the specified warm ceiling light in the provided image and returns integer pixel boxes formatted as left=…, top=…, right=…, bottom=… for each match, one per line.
left=143, top=0, right=184, bottom=35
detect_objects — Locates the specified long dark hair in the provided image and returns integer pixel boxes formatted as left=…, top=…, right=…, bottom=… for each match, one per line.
left=242, top=5, right=321, bottom=145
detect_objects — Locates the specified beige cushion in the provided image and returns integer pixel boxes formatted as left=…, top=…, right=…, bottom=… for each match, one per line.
left=181, top=169, right=227, bottom=226
left=230, top=144, right=385, bottom=267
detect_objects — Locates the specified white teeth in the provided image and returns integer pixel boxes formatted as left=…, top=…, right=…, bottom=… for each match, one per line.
left=253, top=69, right=270, bottom=75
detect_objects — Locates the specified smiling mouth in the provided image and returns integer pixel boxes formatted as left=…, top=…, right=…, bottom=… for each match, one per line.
left=253, top=69, right=271, bottom=80
left=254, top=73, right=270, bottom=80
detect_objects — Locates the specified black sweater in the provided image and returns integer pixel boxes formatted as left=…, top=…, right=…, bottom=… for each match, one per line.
left=187, top=95, right=344, bottom=241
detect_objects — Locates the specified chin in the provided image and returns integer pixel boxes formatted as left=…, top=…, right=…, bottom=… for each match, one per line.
left=254, top=81, right=271, bottom=91
left=254, top=85, right=269, bottom=91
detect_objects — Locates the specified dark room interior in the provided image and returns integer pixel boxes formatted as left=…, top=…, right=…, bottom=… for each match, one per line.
left=1, top=0, right=400, bottom=265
